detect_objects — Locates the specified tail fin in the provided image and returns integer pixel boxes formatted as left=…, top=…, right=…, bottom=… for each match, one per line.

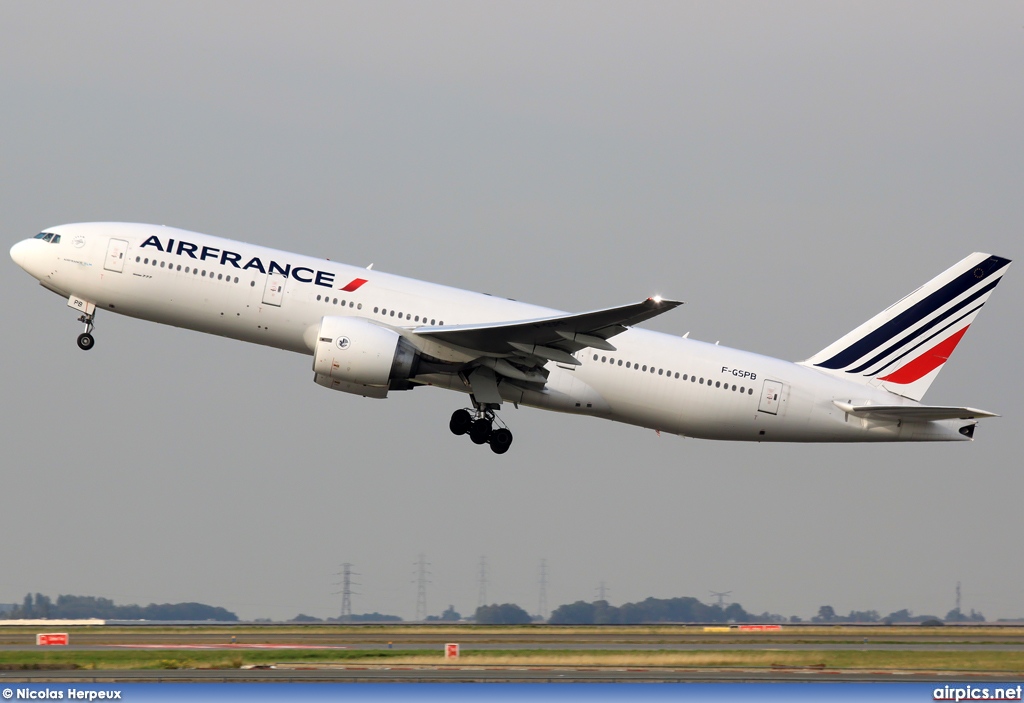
left=799, top=252, right=1011, bottom=401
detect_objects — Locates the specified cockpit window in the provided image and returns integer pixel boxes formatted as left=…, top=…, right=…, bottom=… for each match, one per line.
left=35, top=232, right=54, bottom=241
left=50, top=234, right=60, bottom=244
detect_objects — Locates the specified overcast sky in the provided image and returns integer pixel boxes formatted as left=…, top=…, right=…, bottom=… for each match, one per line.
left=1, top=1, right=1021, bottom=622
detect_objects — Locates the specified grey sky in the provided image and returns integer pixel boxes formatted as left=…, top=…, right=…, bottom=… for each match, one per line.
left=1, top=1, right=1021, bottom=622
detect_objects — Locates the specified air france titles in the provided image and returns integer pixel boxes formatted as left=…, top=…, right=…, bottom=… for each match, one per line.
left=140, top=235, right=335, bottom=288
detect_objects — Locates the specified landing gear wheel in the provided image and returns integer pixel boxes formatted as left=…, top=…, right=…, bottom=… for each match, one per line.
left=449, top=409, right=473, bottom=436
left=77, top=332, right=95, bottom=351
left=489, top=428, right=513, bottom=454
left=469, top=418, right=493, bottom=445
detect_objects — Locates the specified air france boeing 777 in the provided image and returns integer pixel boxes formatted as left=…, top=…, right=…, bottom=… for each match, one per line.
left=10, top=223, right=1011, bottom=454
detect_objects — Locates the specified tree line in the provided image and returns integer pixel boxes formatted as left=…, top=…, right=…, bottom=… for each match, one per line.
left=811, top=605, right=985, bottom=624
left=2, top=593, right=238, bottom=621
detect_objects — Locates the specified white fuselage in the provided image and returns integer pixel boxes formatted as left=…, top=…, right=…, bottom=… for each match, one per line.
left=11, top=222, right=973, bottom=443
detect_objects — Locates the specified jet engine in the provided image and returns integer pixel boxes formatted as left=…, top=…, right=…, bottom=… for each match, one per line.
left=312, top=316, right=419, bottom=398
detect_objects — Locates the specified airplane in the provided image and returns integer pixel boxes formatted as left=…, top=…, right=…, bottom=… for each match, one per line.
left=10, top=222, right=1011, bottom=454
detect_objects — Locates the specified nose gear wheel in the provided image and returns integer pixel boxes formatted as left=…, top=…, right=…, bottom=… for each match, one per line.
left=76, top=313, right=96, bottom=351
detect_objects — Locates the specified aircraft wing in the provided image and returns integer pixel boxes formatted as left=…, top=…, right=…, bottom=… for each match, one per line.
left=831, top=401, right=999, bottom=421
left=414, top=297, right=682, bottom=361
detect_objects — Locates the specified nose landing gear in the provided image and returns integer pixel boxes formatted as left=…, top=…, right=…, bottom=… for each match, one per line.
left=76, top=313, right=96, bottom=351
left=449, top=407, right=514, bottom=454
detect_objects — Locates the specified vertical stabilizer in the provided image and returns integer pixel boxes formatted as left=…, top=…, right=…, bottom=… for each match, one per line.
left=799, top=253, right=1011, bottom=401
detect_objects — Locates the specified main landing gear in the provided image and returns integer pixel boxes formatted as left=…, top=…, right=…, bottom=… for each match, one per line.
left=449, top=407, right=513, bottom=455
left=76, top=312, right=96, bottom=351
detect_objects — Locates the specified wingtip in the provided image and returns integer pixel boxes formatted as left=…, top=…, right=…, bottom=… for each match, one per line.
left=647, top=296, right=684, bottom=307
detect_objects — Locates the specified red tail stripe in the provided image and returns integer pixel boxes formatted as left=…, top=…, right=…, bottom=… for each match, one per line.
left=878, top=326, right=969, bottom=385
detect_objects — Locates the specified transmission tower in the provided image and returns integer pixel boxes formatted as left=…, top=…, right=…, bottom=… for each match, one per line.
left=956, top=581, right=962, bottom=612
left=538, top=559, right=549, bottom=620
left=477, top=556, right=489, bottom=609
left=413, top=554, right=431, bottom=621
left=333, top=563, right=360, bottom=620
left=710, top=590, right=732, bottom=607
left=596, top=581, right=610, bottom=601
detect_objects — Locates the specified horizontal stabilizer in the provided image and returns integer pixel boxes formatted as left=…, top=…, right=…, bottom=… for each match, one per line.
left=831, top=401, right=999, bottom=421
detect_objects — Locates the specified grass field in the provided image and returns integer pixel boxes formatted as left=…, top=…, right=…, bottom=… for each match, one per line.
left=1, top=624, right=1022, bottom=673
left=1, top=649, right=1023, bottom=673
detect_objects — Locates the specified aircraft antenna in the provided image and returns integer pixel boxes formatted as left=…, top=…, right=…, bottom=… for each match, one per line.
left=538, top=559, right=549, bottom=620
left=413, top=554, right=431, bottom=621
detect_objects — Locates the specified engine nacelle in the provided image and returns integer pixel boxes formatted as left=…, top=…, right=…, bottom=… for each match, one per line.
left=312, top=316, right=419, bottom=398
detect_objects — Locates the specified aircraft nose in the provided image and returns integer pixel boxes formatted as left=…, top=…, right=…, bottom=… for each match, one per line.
left=10, top=239, right=31, bottom=271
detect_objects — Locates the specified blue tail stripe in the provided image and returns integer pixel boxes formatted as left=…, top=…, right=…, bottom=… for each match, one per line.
left=862, top=303, right=983, bottom=377
left=815, top=255, right=1009, bottom=371
left=845, top=280, right=998, bottom=374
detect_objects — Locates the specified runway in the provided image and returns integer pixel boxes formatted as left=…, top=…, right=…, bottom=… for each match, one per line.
left=1, top=643, right=1023, bottom=652
left=4, top=666, right=1020, bottom=683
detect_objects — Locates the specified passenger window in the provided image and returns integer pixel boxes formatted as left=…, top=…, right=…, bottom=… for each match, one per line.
left=715, top=381, right=720, bottom=388
left=136, top=256, right=140, bottom=262
left=250, top=280, right=255, bottom=286
left=333, top=298, right=338, bottom=304
left=161, top=262, right=166, bottom=268
left=626, top=362, right=631, bottom=369
left=374, top=307, right=379, bottom=313
left=217, top=273, right=222, bottom=280
left=357, top=303, right=362, bottom=309
left=398, top=312, right=403, bottom=319
left=641, top=365, right=647, bottom=371
left=748, top=388, right=754, bottom=395
left=317, top=295, right=322, bottom=301
left=233, top=276, right=238, bottom=283
left=593, top=354, right=598, bottom=361
left=390, top=310, right=395, bottom=317
left=658, top=369, right=663, bottom=375
left=430, top=319, right=435, bottom=325
left=740, top=387, right=745, bottom=393
left=617, top=360, right=623, bottom=366
left=144, top=258, right=149, bottom=264
left=732, top=385, right=736, bottom=391
left=153, top=260, right=157, bottom=266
